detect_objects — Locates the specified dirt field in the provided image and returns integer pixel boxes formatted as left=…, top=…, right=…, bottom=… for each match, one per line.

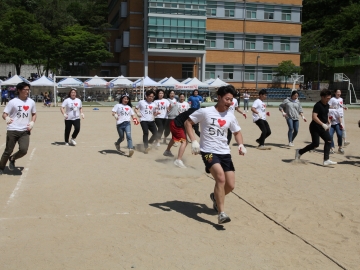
left=0, top=105, right=359, bottom=270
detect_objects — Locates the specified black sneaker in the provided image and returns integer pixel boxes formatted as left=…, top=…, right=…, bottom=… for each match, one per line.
left=8, top=157, right=15, bottom=171
left=210, top=193, right=218, bottom=213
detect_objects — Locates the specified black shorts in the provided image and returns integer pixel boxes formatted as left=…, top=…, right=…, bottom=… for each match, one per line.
left=201, top=151, right=235, bottom=173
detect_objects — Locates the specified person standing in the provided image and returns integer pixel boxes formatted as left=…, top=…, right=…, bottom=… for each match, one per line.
left=112, top=94, right=138, bottom=157
left=185, top=85, right=247, bottom=224
left=227, top=97, right=246, bottom=145
left=60, top=88, right=85, bottom=146
left=279, top=91, right=307, bottom=147
left=154, top=89, right=170, bottom=148
left=251, top=89, right=271, bottom=149
left=1, top=88, right=9, bottom=105
left=0, top=82, right=36, bottom=174
left=243, top=90, right=250, bottom=112
left=163, top=90, right=177, bottom=145
left=295, top=89, right=337, bottom=166
left=187, top=90, right=203, bottom=137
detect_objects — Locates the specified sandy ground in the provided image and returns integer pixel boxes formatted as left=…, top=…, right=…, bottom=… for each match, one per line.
left=0, top=104, right=359, bottom=270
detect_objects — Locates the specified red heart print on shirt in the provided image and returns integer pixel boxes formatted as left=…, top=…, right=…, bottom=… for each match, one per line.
left=23, top=106, right=29, bottom=111
left=174, top=102, right=177, bottom=104
left=340, top=101, right=343, bottom=105
left=125, top=108, right=129, bottom=111
left=161, top=102, right=164, bottom=105
left=231, top=102, right=234, bottom=106
left=218, top=119, right=226, bottom=127
left=74, top=103, right=78, bottom=106
left=149, top=106, right=153, bottom=110
left=262, top=104, right=266, bottom=108
left=182, top=105, right=185, bottom=108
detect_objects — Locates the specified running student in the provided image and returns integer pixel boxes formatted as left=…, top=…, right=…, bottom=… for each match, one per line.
left=227, top=97, right=246, bottom=144
left=185, top=84, right=247, bottom=225
left=251, top=89, right=271, bottom=149
left=60, top=88, right=85, bottom=146
left=279, top=90, right=306, bottom=147
left=328, top=108, right=343, bottom=154
left=295, top=89, right=337, bottom=166
left=134, top=89, right=160, bottom=154
left=154, top=89, right=170, bottom=148
left=112, top=93, right=138, bottom=157
left=163, top=90, right=177, bottom=145
left=0, top=82, right=36, bottom=174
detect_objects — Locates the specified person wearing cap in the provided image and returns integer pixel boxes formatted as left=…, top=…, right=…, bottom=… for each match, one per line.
left=60, top=88, right=84, bottom=146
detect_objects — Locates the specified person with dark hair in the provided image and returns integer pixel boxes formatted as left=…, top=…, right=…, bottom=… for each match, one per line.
left=187, top=89, right=202, bottom=137
left=163, top=90, right=177, bottom=147
left=111, top=94, right=138, bottom=157
left=134, top=89, right=160, bottom=154
left=227, top=86, right=247, bottom=145
left=295, top=89, right=337, bottom=166
left=60, top=88, right=85, bottom=146
left=243, top=90, right=250, bottom=112
left=154, top=89, right=170, bottom=148
left=279, top=90, right=307, bottom=147
left=0, top=82, right=36, bottom=174
left=184, top=84, right=247, bottom=224
left=251, top=89, right=271, bottom=149
left=1, top=88, right=9, bottom=105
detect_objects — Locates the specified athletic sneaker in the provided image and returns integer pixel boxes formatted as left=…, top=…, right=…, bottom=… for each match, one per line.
left=163, top=150, right=174, bottom=157
left=210, top=193, right=218, bottom=213
left=257, top=145, right=267, bottom=150
left=114, top=142, right=120, bottom=152
left=218, top=212, right=231, bottom=224
left=65, top=143, right=69, bottom=146
left=338, top=148, right=344, bottom=154
left=174, top=159, right=186, bottom=168
left=8, top=157, right=15, bottom=171
left=289, top=142, right=294, bottom=147
left=344, top=141, right=350, bottom=146
left=173, top=142, right=179, bottom=147
left=129, top=149, right=134, bottom=157
left=156, top=142, right=161, bottom=148
left=324, top=159, right=337, bottom=166
left=295, top=149, right=301, bottom=160
left=330, top=148, right=335, bottom=154
left=144, top=147, right=151, bottom=154
left=70, top=138, right=77, bottom=146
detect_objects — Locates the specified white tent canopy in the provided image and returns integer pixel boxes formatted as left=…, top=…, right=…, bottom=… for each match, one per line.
left=57, top=77, right=84, bottom=88
left=181, top=78, right=192, bottom=84
left=204, top=78, right=215, bottom=85
left=110, top=75, right=134, bottom=87
left=134, top=76, right=160, bottom=87
left=30, top=75, right=56, bottom=86
left=158, top=77, right=168, bottom=84
left=160, top=76, right=191, bottom=90
left=208, top=78, right=228, bottom=87
left=184, top=77, right=209, bottom=89
left=1, top=75, right=31, bottom=86
left=84, top=75, right=109, bottom=88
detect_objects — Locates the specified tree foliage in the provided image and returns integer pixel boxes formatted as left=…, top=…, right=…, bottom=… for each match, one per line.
left=273, top=60, right=301, bottom=88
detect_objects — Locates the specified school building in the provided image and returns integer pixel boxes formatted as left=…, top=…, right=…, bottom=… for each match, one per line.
left=102, top=0, right=302, bottom=89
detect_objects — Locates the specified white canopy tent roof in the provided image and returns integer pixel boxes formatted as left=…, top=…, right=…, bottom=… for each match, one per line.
left=204, top=78, right=215, bottom=84
left=208, top=78, right=229, bottom=87
left=110, top=76, right=134, bottom=87
left=181, top=78, right=192, bottom=84
left=30, top=75, right=56, bottom=86
left=134, top=76, right=160, bottom=87
left=184, top=77, right=209, bottom=89
left=158, top=77, right=168, bottom=84
left=84, top=75, right=109, bottom=88
left=1, top=75, right=31, bottom=86
left=57, top=77, right=84, bottom=88
left=160, top=76, right=191, bottom=90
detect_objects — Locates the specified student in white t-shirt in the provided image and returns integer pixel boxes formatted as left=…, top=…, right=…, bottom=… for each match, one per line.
left=111, top=93, right=139, bottom=157
left=185, top=85, right=247, bottom=225
left=251, top=89, right=271, bottom=149
left=0, top=82, right=36, bottom=174
left=154, top=89, right=170, bottom=148
left=163, top=90, right=177, bottom=146
left=60, top=88, right=85, bottom=146
left=134, top=89, right=160, bottom=154
left=227, top=97, right=247, bottom=144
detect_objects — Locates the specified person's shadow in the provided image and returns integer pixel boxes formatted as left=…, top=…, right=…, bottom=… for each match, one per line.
left=149, top=200, right=225, bottom=230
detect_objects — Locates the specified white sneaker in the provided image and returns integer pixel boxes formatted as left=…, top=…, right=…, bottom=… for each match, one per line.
left=129, top=149, right=134, bottom=157
left=324, top=159, right=337, bottom=166
left=173, top=142, right=179, bottom=147
left=174, top=159, right=186, bottom=168
left=65, top=143, right=69, bottom=146
left=218, top=212, right=231, bottom=224
left=114, top=143, right=120, bottom=151
left=156, top=142, right=161, bottom=148
left=163, top=150, right=174, bottom=157
left=144, top=147, right=151, bottom=154
left=70, top=138, right=76, bottom=146
left=295, top=149, right=301, bottom=160
left=289, top=142, right=294, bottom=147
left=344, top=141, right=350, bottom=146
left=338, top=148, right=344, bottom=154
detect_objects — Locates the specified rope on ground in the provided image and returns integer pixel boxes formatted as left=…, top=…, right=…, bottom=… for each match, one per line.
left=204, top=173, right=347, bottom=270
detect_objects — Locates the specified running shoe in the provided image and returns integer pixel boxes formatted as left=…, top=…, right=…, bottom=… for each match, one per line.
left=257, top=145, right=267, bottom=150
left=114, top=142, right=120, bottom=152
left=338, top=148, right=344, bottom=154
left=210, top=193, right=218, bottom=213
left=163, top=150, right=174, bottom=157
left=70, top=138, right=77, bottom=146
left=174, top=159, right=186, bottom=168
left=65, top=143, right=69, bottom=146
left=330, top=148, right=335, bottom=154
left=295, top=149, right=301, bottom=160
left=144, top=147, right=151, bottom=154
left=218, top=212, right=231, bottom=224
left=289, top=142, right=294, bottom=147
left=173, top=142, right=179, bottom=147
left=344, top=141, right=350, bottom=146
left=129, top=149, right=134, bottom=157
left=323, top=159, right=337, bottom=166
left=8, top=156, right=15, bottom=171
left=156, top=142, right=161, bottom=148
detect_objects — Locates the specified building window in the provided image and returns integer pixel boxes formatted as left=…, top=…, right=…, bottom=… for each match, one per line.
left=264, top=7, right=274, bottom=20
left=205, top=65, right=216, bottom=80
left=245, top=67, right=255, bottom=81
left=263, top=36, right=273, bottom=51
left=262, top=68, right=274, bottom=81
left=282, top=8, right=292, bottom=21
left=245, top=35, right=256, bottom=50
left=246, top=5, right=257, bottom=19
left=280, top=37, right=290, bottom=51
left=182, top=64, right=193, bottom=79
left=223, top=65, right=234, bottom=80
left=206, top=33, right=216, bottom=48
left=224, top=34, right=234, bottom=49
left=207, top=1, right=217, bottom=16
left=224, top=3, right=235, bottom=17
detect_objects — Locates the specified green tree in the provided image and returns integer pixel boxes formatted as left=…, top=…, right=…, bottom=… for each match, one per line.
left=273, top=60, right=301, bottom=88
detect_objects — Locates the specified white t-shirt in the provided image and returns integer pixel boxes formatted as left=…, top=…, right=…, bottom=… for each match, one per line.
left=328, top=97, right=344, bottom=117
left=228, top=98, right=238, bottom=115
left=62, top=98, right=82, bottom=120
left=329, top=108, right=340, bottom=125
left=252, top=98, right=266, bottom=122
left=135, top=100, right=157, bottom=122
left=243, top=93, right=250, bottom=100
left=112, top=104, right=134, bottom=125
left=154, top=98, right=170, bottom=119
left=4, top=97, right=36, bottom=131
left=177, top=102, right=190, bottom=114
left=189, top=106, right=241, bottom=154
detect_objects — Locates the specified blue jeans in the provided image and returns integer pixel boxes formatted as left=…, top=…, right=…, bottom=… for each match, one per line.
left=286, top=118, right=299, bottom=143
left=243, top=99, right=249, bottom=110
left=116, top=121, right=133, bottom=149
left=329, top=124, right=342, bottom=148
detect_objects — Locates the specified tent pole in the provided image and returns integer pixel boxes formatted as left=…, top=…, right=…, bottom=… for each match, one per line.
left=54, top=75, right=57, bottom=107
